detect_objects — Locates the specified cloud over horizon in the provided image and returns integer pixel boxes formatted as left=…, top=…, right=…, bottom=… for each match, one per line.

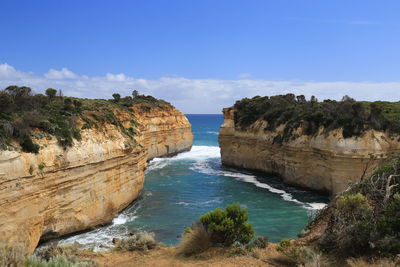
left=1, top=63, right=400, bottom=114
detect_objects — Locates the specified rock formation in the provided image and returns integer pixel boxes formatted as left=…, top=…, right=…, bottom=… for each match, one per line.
left=0, top=105, right=192, bottom=253
left=219, top=107, right=400, bottom=195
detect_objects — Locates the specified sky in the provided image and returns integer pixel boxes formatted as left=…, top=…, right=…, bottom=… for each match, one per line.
left=1, top=0, right=400, bottom=113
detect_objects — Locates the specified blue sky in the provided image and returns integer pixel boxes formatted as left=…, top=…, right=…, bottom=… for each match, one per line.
left=1, top=0, right=400, bottom=113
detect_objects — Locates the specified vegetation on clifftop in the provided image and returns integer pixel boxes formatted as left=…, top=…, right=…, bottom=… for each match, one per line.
left=233, top=94, right=400, bottom=142
left=0, top=85, right=171, bottom=152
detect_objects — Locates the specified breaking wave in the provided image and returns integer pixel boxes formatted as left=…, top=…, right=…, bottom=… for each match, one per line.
left=189, top=150, right=327, bottom=211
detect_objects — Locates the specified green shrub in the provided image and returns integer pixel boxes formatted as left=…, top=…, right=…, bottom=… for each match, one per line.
left=199, top=203, right=255, bottom=246
left=140, top=105, right=151, bottom=112
left=21, top=135, right=40, bottom=153
left=335, top=193, right=372, bottom=220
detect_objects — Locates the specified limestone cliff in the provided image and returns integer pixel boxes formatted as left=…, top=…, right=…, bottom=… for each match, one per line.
left=0, top=105, right=192, bottom=253
left=219, top=108, right=400, bottom=195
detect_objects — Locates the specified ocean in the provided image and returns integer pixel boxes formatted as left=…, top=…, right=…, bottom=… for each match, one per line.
left=60, top=114, right=328, bottom=249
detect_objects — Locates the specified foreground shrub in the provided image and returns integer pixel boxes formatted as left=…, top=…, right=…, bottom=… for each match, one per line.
left=249, top=236, right=268, bottom=249
left=0, top=246, right=25, bottom=267
left=178, top=222, right=211, bottom=256
left=276, top=240, right=324, bottom=266
left=313, top=155, right=400, bottom=258
left=26, top=254, right=97, bottom=267
left=34, top=244, right=80, bottom=262
left=29, top=244, right=97, bottom=267
left=199, top=203, right=255, bottom=246
left=115, top=231, right=158, bottom=251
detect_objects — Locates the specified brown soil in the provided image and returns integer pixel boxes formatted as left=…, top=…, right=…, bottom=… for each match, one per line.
left=78, top=245, right=292, bottom=267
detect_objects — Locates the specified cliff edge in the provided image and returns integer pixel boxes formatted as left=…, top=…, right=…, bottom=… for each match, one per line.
left=0, top=90, right=192, bottom=253
left=219, top=95, right=400, bottom=195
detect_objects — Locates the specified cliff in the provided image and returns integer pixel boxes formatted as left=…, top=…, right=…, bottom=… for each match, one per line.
left=0, top=105, right=192, bottom=253
left=219, top=107, right=400, bottom=195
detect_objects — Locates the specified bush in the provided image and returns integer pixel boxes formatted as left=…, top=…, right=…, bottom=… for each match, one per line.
left=276, top=241, right=323, bottom=266
left=335, top=193, right=372, bottom=220
left=178, top=222, right=210, bottom=256
left=26, top=254, right=97, bottom=267
left=29, top=244, right=98, bottom=267
left=199, top=203, right=255, bottom=246
left=249, top=236, right=268, bottom=249
left=45, top=88, right=57, bottom=99
left=115, top=231, right=157, bottom=251
left=20, top=135, right=40, bottom=153
left=314, top=155, right=400, bottom=258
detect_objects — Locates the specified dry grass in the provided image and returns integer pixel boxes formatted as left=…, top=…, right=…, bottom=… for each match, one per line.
left=0, top=246, right=25, bottom=267
left=347, top=258, right=399, bottom=267
left=178, top=223, right=211, bottom=256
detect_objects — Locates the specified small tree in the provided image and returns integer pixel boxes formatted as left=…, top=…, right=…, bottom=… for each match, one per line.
left=112, top=93, right=121, bottom=102
left=199, top=203, right=255, bottom=246
left=132, top=90, right=139, bottom=98
left=45, top=88, right=57, bottom=99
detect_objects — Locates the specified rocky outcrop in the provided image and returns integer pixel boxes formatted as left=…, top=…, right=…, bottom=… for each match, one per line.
left=219, top=108, right=400, bottom=195
left=0, top=105, right=192, bottom=253
left=132, top=105, right=193, bottom=160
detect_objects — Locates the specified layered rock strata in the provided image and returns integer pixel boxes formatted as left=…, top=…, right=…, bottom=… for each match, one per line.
left=219, top=108, right=400, bottom=195
left=0, top=105, right=192, bottom=253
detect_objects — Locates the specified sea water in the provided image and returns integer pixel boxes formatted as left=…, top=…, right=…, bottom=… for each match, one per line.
left=60, top=114, right=328, bottom=249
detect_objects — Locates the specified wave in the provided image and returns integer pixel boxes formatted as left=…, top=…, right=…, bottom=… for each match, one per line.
left=175, top=199, right=222, bottom=207
left=146, top=146, right=220, bottom=172
left=191, top=160, right=327, bottom=211
left=58, top=203, right=141, bottom=251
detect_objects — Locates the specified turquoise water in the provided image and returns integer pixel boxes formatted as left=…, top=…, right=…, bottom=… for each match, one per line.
left=61, top=114, right=328, bottom=248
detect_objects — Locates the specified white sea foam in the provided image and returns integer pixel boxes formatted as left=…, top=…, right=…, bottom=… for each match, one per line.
left=58, top=204, right=141, bottom=251
left=112, top=214, right=128, bottom=225
left=146, top=146, right=220, bottom=172
left=191, top=158, right=327, bottom=210
left=175, top=199, right=222, bottom=207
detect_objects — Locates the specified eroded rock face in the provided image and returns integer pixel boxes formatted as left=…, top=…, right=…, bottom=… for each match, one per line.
left=219, top=108, right=400, bottom=195
left=0, top=105, right=192, bottom=253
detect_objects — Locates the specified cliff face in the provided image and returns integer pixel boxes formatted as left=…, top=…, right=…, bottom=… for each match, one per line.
left=132, top=105, right=193, bottom=160
left=0, top=105, right=192, bottom=253
left=219, top=108, right=400, bottom=195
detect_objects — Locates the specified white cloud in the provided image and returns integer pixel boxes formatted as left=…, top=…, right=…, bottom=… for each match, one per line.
left=238, top=73, right=252, bottom=79
left=106, top=73, right=129, bottom=82
left=44, top=68, right=78, bottom=79
left=0, top=63, right=30, bottom=79
left=1, top=63, right=400, bottom=113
